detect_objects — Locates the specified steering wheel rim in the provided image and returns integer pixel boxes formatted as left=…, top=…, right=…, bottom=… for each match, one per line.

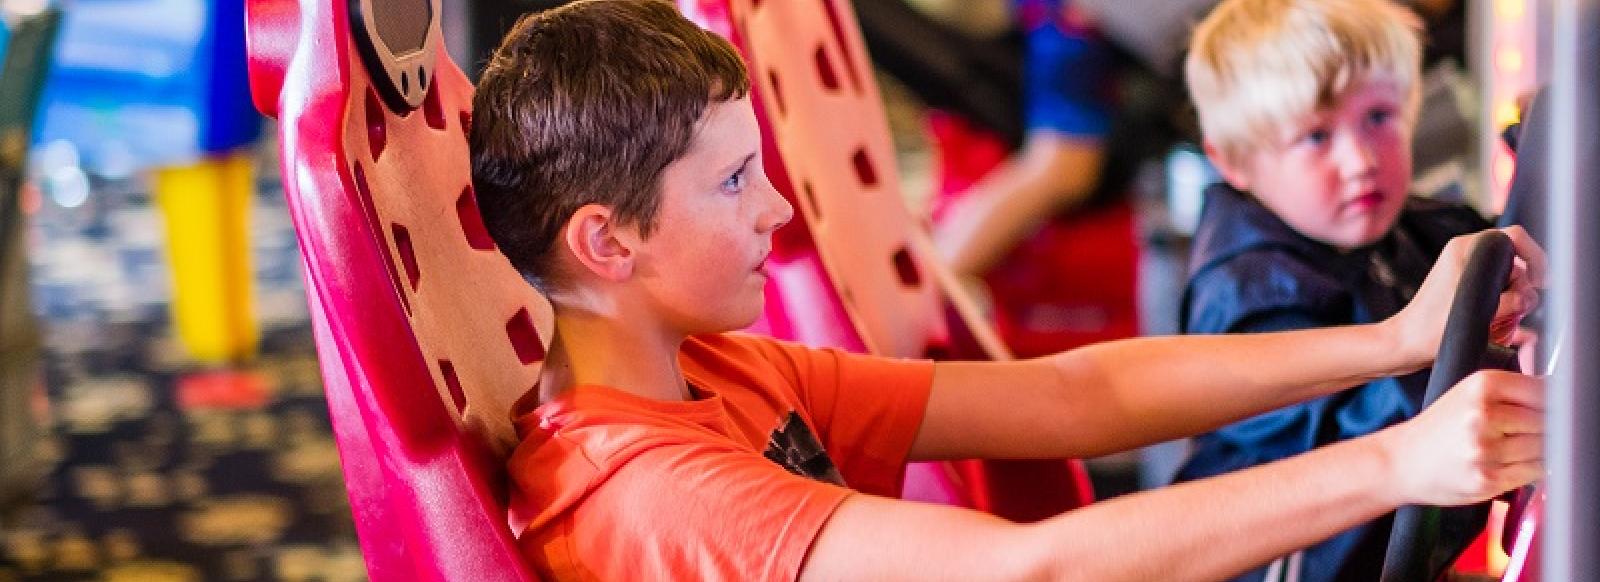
left=1378, top=231, right=1518, bottom=582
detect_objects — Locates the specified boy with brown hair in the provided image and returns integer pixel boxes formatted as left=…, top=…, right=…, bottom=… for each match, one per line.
left=470, top=1, right=1545, bottom=580
left=1179, top=1, right=1507, bottom=579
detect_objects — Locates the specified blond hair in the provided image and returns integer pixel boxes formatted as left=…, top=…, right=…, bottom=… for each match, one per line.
left=1186, top=0, right=1424, bottom=163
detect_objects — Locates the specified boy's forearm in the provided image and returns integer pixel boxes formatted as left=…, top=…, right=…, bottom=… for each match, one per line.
left=1026, top=432, right=1403, bottom=581
left=1048, top=319, right=1415, bottom=455
left=804, top=432, right=1404, bottom=582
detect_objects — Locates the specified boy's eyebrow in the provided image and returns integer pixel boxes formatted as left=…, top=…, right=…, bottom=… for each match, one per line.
left=716, top=152, right=757, bottom=176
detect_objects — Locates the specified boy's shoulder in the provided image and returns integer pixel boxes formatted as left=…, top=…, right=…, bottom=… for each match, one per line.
left=1187, top=183, right=1344, bottom=280
left=1394, top=194, right=1494, bottom=253
left=1181, top=246, right=1351, bottom=333
left=1182, top=184, right=1351, bottom=333
left=682, top=332, right=814, bottom=382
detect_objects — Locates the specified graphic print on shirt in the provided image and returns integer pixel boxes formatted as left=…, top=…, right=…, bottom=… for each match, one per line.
left=762, top=412, right=847, bottom=486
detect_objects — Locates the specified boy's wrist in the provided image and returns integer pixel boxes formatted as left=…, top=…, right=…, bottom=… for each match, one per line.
left=1373, top=315, right=1428, bottom=377
left=1361, top=425, right=1414, bottom=507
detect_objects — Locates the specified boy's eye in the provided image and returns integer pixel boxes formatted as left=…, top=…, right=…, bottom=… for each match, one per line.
left=1367, top=108, right=1394, bottom=126
left=722, top=169, right=747, bottom=193
left=1302, top=128, right=1330, bottom=146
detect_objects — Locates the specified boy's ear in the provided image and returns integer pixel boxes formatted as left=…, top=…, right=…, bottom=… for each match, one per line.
left=562, top=204, right=635, bottom=283
left=1203, top=140, right=1253, bottom=191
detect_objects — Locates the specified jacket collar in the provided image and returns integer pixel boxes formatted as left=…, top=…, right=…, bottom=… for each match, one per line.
left=1189, top=183, right=1375, bottom=278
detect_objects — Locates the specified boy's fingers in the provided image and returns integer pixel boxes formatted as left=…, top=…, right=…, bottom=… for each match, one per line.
left=1509, top=262, right=1539, bottom=313
left=1494, top=460, right=1545, bottom=493
left=1489, top=434, right=1543, bottom=465
left=1482, top=371, right=1546, bottom=410
left=1491, top=288, right=1535, bottom=343
left=1500, top=226, right=1547, bottom=287
left=1487, top=403, right=1544, bottom=436
left=1484, top=460, right=1548, bottom=495
left=1495, top=288, right=1533, bottom=320
left=1500, top=326, right=1540, bottom=353
left=1509, top=259, right=1527, bottom=284
left=1514, top=327, right=1541, bottom=373
left=1504, top=325, right=1539, bottom=347
left=1507, top=262, right=1535, bottom=304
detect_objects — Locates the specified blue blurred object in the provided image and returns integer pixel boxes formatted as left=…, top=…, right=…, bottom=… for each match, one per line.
left=0, top=22, right=11, bottom=64
left=33, top=0, right=259, bottom=176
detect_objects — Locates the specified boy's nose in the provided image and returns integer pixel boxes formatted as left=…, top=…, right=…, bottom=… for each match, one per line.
left=759, top=182, right=794, bottom=233
left=1334, top=134, right=1380, bottom=180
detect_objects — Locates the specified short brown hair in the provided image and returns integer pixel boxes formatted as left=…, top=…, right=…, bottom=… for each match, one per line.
left=470, top=0, right=750, bottom=293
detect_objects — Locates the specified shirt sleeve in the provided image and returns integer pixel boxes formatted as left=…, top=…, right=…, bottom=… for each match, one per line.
left=746, top=338, right=935, bottom=498
left=1021, top=11, right=1114, bottom=138
left=560, top=441, right=853, bottom=582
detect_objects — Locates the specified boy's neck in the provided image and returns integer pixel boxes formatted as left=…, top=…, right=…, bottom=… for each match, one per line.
left=538, top=305, right=693, bottom=404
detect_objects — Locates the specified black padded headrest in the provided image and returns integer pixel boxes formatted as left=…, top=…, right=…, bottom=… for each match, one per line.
left=351, top=0, right=439, bottom=113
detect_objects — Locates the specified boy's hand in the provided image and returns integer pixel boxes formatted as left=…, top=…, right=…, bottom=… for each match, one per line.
left=1380, top=371, right=1544, bottom=507
left=1389, top=227, right=1546, bottom=371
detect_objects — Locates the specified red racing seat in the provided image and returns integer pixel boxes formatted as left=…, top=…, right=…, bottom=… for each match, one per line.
left=248, top=0, right=543, bottom=578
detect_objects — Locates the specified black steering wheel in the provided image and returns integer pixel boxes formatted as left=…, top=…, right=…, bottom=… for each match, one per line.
left=1378, top=231, right=1519, bottom=582
left=1500, top=92, right=1549, bottom=244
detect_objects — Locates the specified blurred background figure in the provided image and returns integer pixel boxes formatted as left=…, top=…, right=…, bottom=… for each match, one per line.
left=855, top=0, right=1190, bottom=494
left=936, top=0, right=1183, bottom=359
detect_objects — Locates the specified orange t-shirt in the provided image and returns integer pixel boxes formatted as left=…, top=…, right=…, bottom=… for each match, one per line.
left=506, top=333, right=935, bottom=581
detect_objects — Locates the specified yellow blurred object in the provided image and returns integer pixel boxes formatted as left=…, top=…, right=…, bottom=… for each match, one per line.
left=101, top=561, right=202, bottom=582
left=1496, top=0, right=1526, bottom=19
left=1487, top=500, right=1511, bottom=576
left=1498, top=48, right=1525, bottom=74
left=1496, top=101, right=1522, bottom=127
left=154, top=152, right=257, bottom=362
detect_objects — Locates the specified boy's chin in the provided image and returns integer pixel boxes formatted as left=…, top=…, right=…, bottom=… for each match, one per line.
left=1322, top=212, right=1403, bottom=251
left=689, top=300, right=765, bottom=335
left=729, top=300, right=765, bottom=331
left=1325, top=227, right=1393, bottom=251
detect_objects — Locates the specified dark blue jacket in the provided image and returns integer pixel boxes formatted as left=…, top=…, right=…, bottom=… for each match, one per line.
left=1175, top=183, right=1490, bottom=582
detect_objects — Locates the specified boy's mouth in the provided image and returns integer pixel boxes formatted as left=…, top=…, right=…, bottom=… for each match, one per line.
left=1344, top=190, right=1386, bottom=212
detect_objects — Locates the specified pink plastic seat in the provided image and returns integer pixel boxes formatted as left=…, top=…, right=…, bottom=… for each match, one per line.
left=248, top=0, right=543, bottom=578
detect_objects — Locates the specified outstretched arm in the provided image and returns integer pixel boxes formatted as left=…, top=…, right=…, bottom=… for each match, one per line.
left=934, top=133, right=1105, bottom=278
left=911, top=227, right=1544, bottom=461
left=916, top=317, right=1411, bottom=460
left=802, top=371, right=1544, bottom=581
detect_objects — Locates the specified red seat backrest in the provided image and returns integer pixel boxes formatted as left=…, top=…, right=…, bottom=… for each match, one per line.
left=248, top=0, right=542, bottom=579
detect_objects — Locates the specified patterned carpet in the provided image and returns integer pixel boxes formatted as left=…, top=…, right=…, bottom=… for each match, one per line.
left=0, top=158, right=366, bottom=581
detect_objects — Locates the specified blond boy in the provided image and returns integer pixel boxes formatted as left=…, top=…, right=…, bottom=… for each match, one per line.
left=1179, top=1, right=1504, bottom=580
